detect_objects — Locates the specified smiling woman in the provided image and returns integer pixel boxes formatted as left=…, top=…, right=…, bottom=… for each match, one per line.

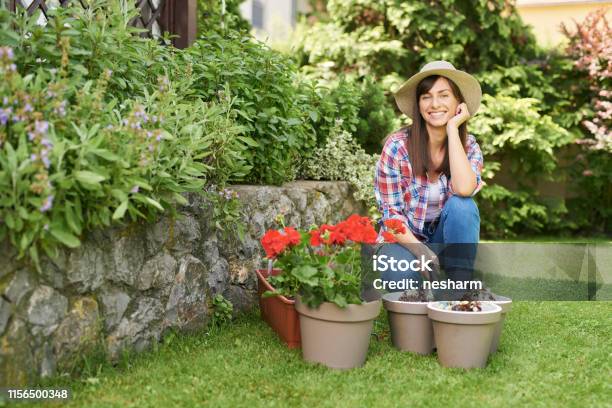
left=374, top=61, right=484, bottom=294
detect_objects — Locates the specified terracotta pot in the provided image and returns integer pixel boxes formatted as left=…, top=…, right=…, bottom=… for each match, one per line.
left=382, top=292, right=434, bottom=355
left=295, top=297, right=381, bottom=369
left=256, top=269, right=301, bottom=349
left=427, top=302, right=502, bottom=369
left=490, top=296, right=512, bottom=353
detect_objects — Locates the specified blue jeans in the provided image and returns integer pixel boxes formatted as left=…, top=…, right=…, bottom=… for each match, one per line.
left=377, top=195, right=480, bottom=292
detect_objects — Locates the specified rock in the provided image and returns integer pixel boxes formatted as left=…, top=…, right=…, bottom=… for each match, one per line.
left=39, top=250, right=68, bottom=290
left=5, top=268, right=36, bottom=306
left=99, top=288, right=131, bottom=332
left=106, top=297, right=163, bottom=361
left=164, top=256, right=209, bottom=331
left=109, top=231, right=145, bottom=287
left=0, top=318, right=36, bottom=387
left=66, top=240, right=107, bottom=293
left=168, top=215, right=201, bottom=256
left=145, top=216, right=172, bottom=255
left=200, top=237, right=229, bottom=294
left=53, top=297, right=101, bottom=371
left=136, top=252, right=177, bottom=292
left=0, top=297, right=10, bottom=335
left=39, top=341, right=56, bottom=378
left=0, top=240, right=18, bottom=279
left=224, top=285, right=256, bottom=315
left=26, top=286, right=67, bottom=330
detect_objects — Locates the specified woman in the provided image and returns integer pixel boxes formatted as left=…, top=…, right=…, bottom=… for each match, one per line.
left=374, top=60, right=483, bottom=293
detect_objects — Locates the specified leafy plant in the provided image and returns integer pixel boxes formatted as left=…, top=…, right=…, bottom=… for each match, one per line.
left=0, top=4, right=251, bottom=263
left=301, top=121, right=379, bottom=212
left=260, top=214, right=378, bottom=308
left=211, top=294, right=234, bottom=327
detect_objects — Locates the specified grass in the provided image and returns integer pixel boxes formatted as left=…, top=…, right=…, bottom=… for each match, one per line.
left=482, top=236, right=611, bottom=243
left=31, top=302, right=610, bottom=408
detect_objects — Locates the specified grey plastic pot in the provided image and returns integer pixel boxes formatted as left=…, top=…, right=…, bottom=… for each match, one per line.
left=427, top=302, right=502, bottom=369
left=491, top=296, right=512, bottom=353
left=295, top=296, right=381, bottom=370
left=382, top=292, right=434, bottom=355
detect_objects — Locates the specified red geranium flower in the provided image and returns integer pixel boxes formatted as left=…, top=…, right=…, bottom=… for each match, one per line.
left=260, top=229, right=288, bottom=259
left=384, top=219, right=407, bottom=234
left=283, top=227, right=301, bottom=246
left=382, top=231, right=398, bottom=243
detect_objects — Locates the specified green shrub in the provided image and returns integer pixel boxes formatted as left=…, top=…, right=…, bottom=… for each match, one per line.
left=470, top=94, right=574, bottom=237
left=181, top=31, right=318, bottom=185
left=0, top=5, right=251, bottom=263
left=301, top=122, right=379, bottom=213
left=293, top=0, right=538, bottom=79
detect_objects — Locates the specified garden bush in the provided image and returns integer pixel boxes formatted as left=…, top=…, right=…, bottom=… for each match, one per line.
left=0, top=4, right=252, bottom=263
left=300, top=121, right=379, bottom=215
left=293, top=0, right=538, bottom=79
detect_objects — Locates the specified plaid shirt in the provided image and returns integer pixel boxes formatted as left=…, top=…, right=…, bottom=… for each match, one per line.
left=374, top=128, right=484, bottom=242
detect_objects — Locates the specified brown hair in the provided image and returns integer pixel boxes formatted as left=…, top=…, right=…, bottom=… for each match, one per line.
left=405, top=75, right=468, bottom=178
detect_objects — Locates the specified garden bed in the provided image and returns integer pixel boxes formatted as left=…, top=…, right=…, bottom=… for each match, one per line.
left=35, top=302, right=610, bottom=407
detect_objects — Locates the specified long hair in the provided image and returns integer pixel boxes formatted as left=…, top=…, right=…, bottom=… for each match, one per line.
left=406, top=75, right=468, bottom=178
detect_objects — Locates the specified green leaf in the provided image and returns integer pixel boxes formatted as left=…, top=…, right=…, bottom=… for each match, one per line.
left=112, top=200, right=129, bottom=220
left=50, top=228, right=81, bottom=248
left=75, top=171, right=107, bottom=189
left=144, top=197, right=164, bottom=211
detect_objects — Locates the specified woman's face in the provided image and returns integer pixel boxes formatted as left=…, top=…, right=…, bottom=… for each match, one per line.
left=418, top=77, right=460, bottom=129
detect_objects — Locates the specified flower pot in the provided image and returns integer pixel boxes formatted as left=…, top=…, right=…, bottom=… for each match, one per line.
left=295, top=297, right=381, bottom=369
left=490, top=296, right=512, bottom=353
left=256, top=269, right=301, bottom=349
left=382, top=292, right=434, bottom=355
left=427, top=302, right=502, bottom=369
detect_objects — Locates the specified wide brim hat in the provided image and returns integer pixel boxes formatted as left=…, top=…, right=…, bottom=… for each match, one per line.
left=394, top=60, right=482, bottom=119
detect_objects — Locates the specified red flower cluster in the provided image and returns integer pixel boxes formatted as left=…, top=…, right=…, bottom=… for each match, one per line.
left=310, top=214, right=377, bottom=246
left=382, top=219, right=407, bottom=243
left=260, top=227, right=301, bottom=259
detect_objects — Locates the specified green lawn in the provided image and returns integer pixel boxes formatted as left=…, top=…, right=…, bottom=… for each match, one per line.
left=32, top=301, right=610, bottom=407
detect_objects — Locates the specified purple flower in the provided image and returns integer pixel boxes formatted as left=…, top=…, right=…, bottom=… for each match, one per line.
left=9, top=64, right=16, bottom=72
left=40, top=194, right=54, bottom=212
left=155, top=134, right=162, bottom=142
left=24, top=103, right=33, bottom=113
left=41, top=137, right=52, bottom=147
left=6, top=48, right=14, bottom=60
left=146, top=131, right=153, bottom=139
left=30, top=153, right=37, bottom=161
left=2, top=97, right=8, bottom=105
left=0, top=108, right=10, bottom=125
left=35, top=120, right=48, bottom=134
left=53, top=100, right=67, bottom=116
left=148, top=144, right=154, bottom=152
left=130, top=185, right=139, bottom=193
left=28, top=132, right=36, bottom=141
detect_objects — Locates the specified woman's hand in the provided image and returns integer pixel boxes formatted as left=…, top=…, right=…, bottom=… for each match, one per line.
left=446, top=102, right=471, bottom=130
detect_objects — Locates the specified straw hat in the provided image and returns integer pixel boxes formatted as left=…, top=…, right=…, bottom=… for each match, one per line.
left=394, top=60, right=482, bottom=119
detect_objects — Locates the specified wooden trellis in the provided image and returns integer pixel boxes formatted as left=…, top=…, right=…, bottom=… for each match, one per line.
left=6, top=0, right=196, bottom=48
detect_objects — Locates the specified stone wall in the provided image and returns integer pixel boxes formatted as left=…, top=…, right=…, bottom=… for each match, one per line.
left=0, top=181, right=366, bottom=386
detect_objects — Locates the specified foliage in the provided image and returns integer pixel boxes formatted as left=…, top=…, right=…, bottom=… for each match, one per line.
left=261, top=214, right=378, bottom=308
left=198, top=0, right=251, bottom=35
left=205, top=187, right=246, bottom=241
left=353, top=77, right=397, bottom=153
left=470, top=95, right=574, bottom=237
left=301, top=122, right=379, bottom=211
left=211, top=294, right=234, bottom=327
left=293, top=0, right=538, bottom=79
left=181, top=30, right=319, bottom=185
left=558, top=9, right=612, bottom=234
left=0, top=4, right=251, bottom=263
left=562, top=8, right=611, bottom=152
